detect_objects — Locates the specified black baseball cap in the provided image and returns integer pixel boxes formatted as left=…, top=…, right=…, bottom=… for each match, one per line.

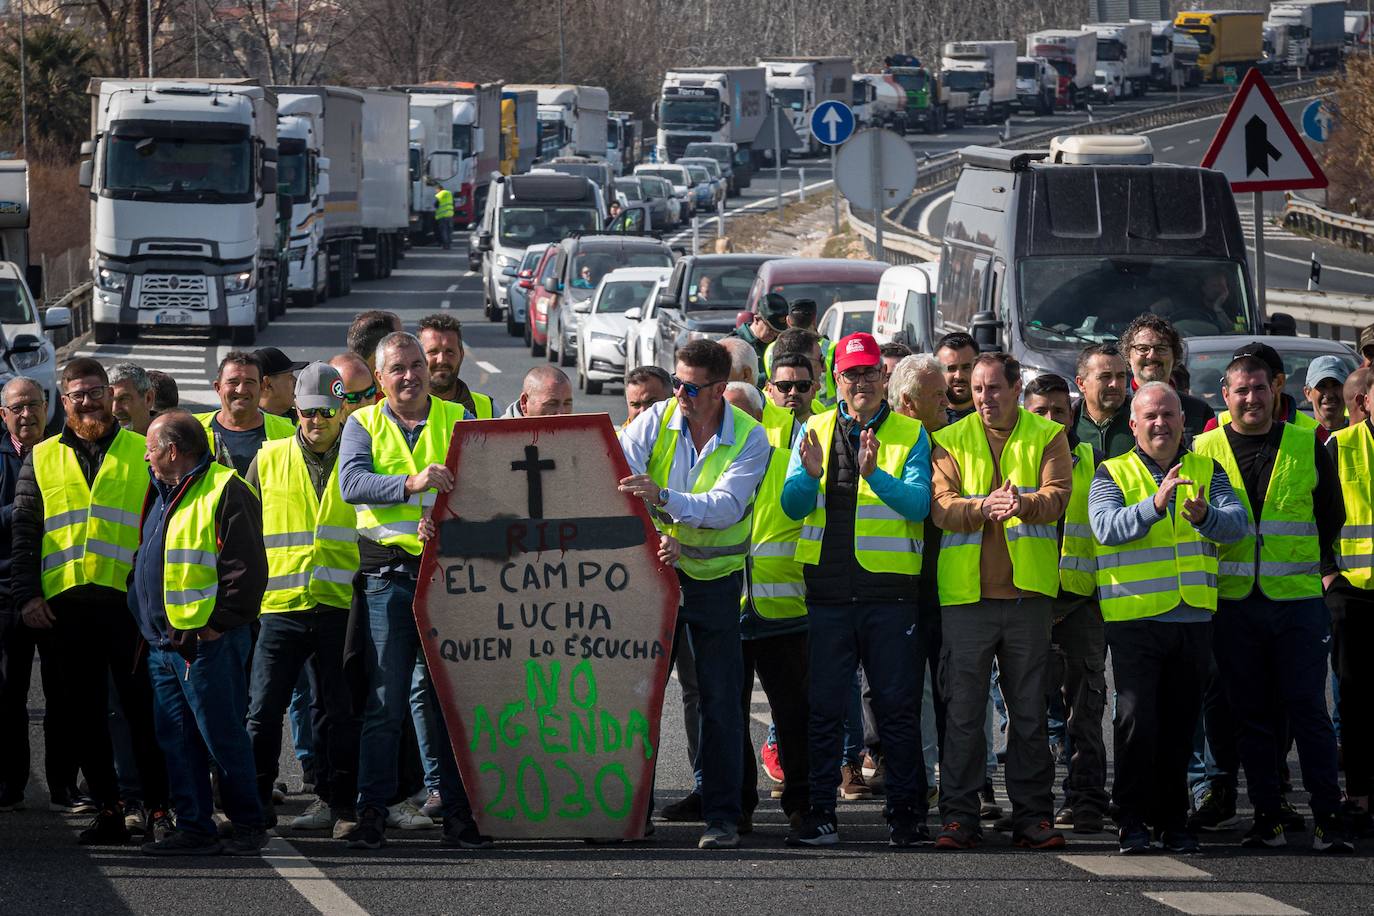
left=758, top=292, right=789, bottom=332
left=255, top=346, right=308, bottom=377
left=788, top=298, right=818, bottom=318
left=1227, top=340, right=1284, bottom=378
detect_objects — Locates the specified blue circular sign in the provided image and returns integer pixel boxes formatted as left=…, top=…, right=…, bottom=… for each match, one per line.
left=810, top=101, right=855, bottom=147
left=1301, top=99, right=1332, bottom=143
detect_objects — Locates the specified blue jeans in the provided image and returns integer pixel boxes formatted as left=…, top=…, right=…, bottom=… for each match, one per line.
left=288, top=673, right=315, bottom=771
left=357, top=574, right=471, bottom=819
left=148, top=627, right=263, bottom=837
left=410, top=660, right=443, bottom=793
left=808, top=601, right=924, bottom=816
left=676, top=570, right=744, bottom=826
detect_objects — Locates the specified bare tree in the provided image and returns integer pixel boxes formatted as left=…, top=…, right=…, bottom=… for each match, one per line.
left=195, top=0, right=354, bottom=84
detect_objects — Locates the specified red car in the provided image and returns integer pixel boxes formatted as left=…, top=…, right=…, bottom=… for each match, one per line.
left=526, top=245, right=560, bottom=357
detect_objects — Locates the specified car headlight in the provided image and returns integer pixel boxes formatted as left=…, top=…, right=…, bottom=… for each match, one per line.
left=590, top=330, right=620, bottom=342
left=97, top=267, right=128, bottom=292
left=10, top=346, right=49, bottom=371
left=224, top=270, right=255, bottom=294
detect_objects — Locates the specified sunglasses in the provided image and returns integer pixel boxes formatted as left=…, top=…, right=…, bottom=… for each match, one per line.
left=671, top=375, right=723, bottom=398
left=341, top=384, right=377, bottom=404
left=299, top=407, right=339, bottom=419
left=773, top=379, right=814, bottom=395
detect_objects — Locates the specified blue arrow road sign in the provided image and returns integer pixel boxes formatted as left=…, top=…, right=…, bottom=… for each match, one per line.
left=1301, top=99, right=1332, bottom=143
left=810, top=101, right=855, bottom=147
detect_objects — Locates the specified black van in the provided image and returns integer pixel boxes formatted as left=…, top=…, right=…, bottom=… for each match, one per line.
left=937, top=135, right=1262, bottom=383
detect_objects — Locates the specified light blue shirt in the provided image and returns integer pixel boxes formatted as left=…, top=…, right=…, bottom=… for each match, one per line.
left=619, top=398, right=770, bottom=530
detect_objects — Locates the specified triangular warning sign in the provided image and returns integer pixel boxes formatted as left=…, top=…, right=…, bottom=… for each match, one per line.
left=1200, top=68, right=1327, bottom=192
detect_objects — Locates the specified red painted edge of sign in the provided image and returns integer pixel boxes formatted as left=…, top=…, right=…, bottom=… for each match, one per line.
left=413, top=413, right=681, bottom=841
left=1199, top=68, right=1328, bottom=192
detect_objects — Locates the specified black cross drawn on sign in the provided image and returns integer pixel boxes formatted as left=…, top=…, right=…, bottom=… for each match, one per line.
left=511, top=445, right=556, bottom=518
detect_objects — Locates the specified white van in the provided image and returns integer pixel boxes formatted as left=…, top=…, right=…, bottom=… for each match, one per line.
left=872, top=262, right=939, bottom=350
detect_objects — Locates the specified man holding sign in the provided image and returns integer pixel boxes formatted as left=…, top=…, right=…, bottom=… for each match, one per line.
left=619, top=340, right=770, bottom=849
left=337, top=331, right=478, bottom=851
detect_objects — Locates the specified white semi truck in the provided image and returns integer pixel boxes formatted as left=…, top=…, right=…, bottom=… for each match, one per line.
left=654, top=67, right=769, bottom=169
left=356, top=89, right=409, bottom=282
left=275, top=93, right=330, bottom=307
left=80, top=79, right=286, bottom=345
left=940, top=41, right=1016, bottom=123
left=1027, top=30, right=1097, bottom=109
left=407, top=95, right=456, bottom=243
left=1083, top=20, right=1153, bottom=98
left=757, top=56, right=855, bottom=156
left=505, top=84, right=609, bottom=163
left=1269, top=0, right=1347, bottom=70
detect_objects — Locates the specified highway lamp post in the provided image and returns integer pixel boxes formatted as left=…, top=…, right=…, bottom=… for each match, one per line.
left=147, top=0, right=154, bottom=77
left=774, top=102, right=783, bottom=213
left=17, top=0, right=27, bottom=155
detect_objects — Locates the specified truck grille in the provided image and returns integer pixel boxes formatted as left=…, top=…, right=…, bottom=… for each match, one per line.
left=141, top=292, right=210, bottom=310
left=138, top=274, right=210, bottom=310
left=141, top=274, right=208, bottom=293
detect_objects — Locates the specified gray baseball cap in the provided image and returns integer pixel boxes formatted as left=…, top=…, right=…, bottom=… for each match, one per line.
left=295, top=361, right=344, bottom=411
left=1305, top=354, right=1350, bottom=389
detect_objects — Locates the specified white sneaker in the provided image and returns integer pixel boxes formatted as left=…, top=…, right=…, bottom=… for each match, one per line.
left=387, top=799, right=438, bottom=830
left=289, top=798, right=333, bottom=831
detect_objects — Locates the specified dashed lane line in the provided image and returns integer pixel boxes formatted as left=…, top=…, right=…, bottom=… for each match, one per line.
left=440, top=299, right=451, bottom=309
left=261, top=836, right=371, bottom=916
left=1143, top=891, right=1307, bottom=915
left=476, top=360, right=501, bottom=375
left=1059, top=854, right=1209, bottom=879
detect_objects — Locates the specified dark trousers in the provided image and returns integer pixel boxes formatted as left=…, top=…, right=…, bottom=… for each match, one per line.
left=148, top=627, right=263, bottom=837
left=1106, top=619, right=1211, bottom=831
left=674, top=571, right=744, bottom=826
left=1214, top=596, right=1342, bottom=819
left=246, top=609, right=359, bottom=812
left=808, top=601, right=924, bottom=818
left=0, top=619, right=75, bottom=797
left=436, top=217, right=453, bottom=249
left=740, top=631, right=810, bottom=818
left=861, top=603, right=945, bottom=758
left=1050, top=596, right=1108, bottom=814
left=51, top=595, right=168, bottom=810
left=1195, top=654, right=1242, bottom=797
left=1329, top=587, right=1374, bottom=796
left=940, top=598, right=1055, bottom=829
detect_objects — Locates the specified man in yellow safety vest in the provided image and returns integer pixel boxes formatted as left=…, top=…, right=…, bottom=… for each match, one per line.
left=433, top=183, right=454, bottom=249
left=195, top=351, right=295, bottom=476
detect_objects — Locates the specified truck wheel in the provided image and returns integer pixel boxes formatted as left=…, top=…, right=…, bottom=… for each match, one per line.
left=231, top=324, right=256, bottom=346
left=93, top=322, right=117, bottom=345
left=586, top=377, right=602, bottom=396
left=340, top=244, right=354, bottom=297
left=256, top=292, right=269, bottom=331
left=327, top=246, right=344, bottom=298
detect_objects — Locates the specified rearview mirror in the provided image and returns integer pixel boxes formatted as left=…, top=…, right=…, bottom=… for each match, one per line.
left=625, top=307, right=642, bottom=321
left=656, top=292, right=678, bottom=310
left=9, top=333, right=41, bottom=353
left=41, top=306, right=70, bottom=330
left=477, top=232, right=492, bottom=253
left=573, top=300, right=591, bottom=313
left=970, top=310, right=1003, bottom=352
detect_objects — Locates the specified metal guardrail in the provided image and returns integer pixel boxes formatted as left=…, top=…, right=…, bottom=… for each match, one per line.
left=1283, top=196, right=1374, bottom=254
left=42, top=280, right=93, bottom=351
left=1268, top=287, right=1374, bottom=340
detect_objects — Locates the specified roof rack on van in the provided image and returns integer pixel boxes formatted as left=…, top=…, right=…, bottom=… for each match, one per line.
left=957, top=147, right=1049, bottom=172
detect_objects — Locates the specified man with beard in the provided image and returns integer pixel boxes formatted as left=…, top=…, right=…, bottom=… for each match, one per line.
left=11, top=359, right=171, bottom=845
left=1120, top=314, right=1215, bottom=437
left=935, top=332, right=978, bottom=425
left=1073, top=344, right=1133, bottom=459
left=417, top=314, right=500, bottom=419
left=109, top=363, right=155, bottom=435
left=195, top=352, right=295, bottom=476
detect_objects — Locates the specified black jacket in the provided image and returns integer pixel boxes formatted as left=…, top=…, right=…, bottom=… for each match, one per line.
left=0, top=434, right=25, bottom=618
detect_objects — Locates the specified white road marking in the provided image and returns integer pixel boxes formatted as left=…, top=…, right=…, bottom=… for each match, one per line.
left=476, top=360, right=501, bottom=374
left=440, top=299, right=451, bottom=309
left=464, top=270, right=479, bottom=277
left=391, top=269, right=467, bottom=278
left=1059, top=854, right=1209, bottom=878
left=1162, top=145, right=1175, bottom=152
left=1187, top=138, right=1202, bottom=144
left=261, top=836, right=371, bottom=916
left=1142, top=891, right=1307, bottom=915
left=76, top=350, right=206, bottom=364
left=447, top=284, right=459, bottom=292
left=1243, top=242, right=1374, bottom=278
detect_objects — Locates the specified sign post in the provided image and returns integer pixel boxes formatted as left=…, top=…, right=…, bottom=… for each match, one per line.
left=1199, top=69, right=1328, bottom=316
left=414, top=415, right=678, bottom=840
left=810, top=100, right=856, bottom=235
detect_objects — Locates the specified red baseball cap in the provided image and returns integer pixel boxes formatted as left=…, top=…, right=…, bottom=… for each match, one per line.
left=834, top=333, right=881, bottom=374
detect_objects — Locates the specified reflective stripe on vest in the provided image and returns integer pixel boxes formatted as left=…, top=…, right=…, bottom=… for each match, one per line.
left=794, top=408, right=925, bottom=576
left=1332, top=422, right=1374, bottom=589
left=352, top=397, right=468, bottom=556
left=1193, top=423, right=1322, bottom=601
left=1059, top=440, right=1096, bottom=597
left=1095, top=451, right=1219, bottom=620
left=33, top=428, right=148, bottom=598
left=645, top=401, right=758, bottom=581
left=932, top=408, right=1061, bottom=605
left=163, top=463, right=238, bottom=630
left=743, top=440, right=806, bottom=620
left=194, top=410, right=295, bottom=471
left=258, top=439, right=359, bottom=612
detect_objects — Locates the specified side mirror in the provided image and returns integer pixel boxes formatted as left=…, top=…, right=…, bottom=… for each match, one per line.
left=317, top=156, right=331, bottom=174
left=78, top=160, right=93, bottom=189
left=9, top=333, right=42, bottom=353
left=477, top=232, right=492, bottom=252
left=317, top=170, right=330, bottom=197
left=543, top=276, right=559, bottom=292
left=625, top=307, right=642, bottom=321
left=260, top=162, right=277, bottom=191
left=42, top=306, right=71, bottom=330
left=970, top=310, right=1003, bottom=352
left=502, top=266, right=517, bottom=277
left=656, top=292, right=678, bottom=310
left=573, top=300, right=591, bottom=313
left=80, top=139, right=94, bottom=157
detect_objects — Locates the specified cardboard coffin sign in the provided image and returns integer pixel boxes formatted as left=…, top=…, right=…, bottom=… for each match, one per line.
left=415, top=414, right=679, bottom=839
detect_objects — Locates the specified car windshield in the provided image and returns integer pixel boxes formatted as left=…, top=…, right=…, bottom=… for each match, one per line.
left=104, top=127, right=253, bottom=202
left=689, top=265, right=769, bottom=310
left=768, top=281, right=880, bottom=311
left=638, top=169, right=682, bottom=186
left=596, top=279, right=659, bottom=314
left=838, top=308, right=874, bottom=337
left=660, top=96, right=722, bottom=127
left=683, top=145, right=729, bottom=167
left=0, top=278, right=36, bottom=323
left=1186, top=347, right=1358, bottom=412
left=686, top=166, right=710, bottom=183
left=943, top=70, right=990, bottom=92
left=572, top=249, right=673, bottom=295
left=639, top=176, right=672, bottom=198
left=775, top=89, right=806, bottom=111
left=520, top=247, right=548, bottom=271
left=498, top=207, right=600, bottom=247
left=689, top=160, right=722, bottom=178
left=1018, top=257, right=1254, bottom=348
left=614, top=180, right=644, bottom=201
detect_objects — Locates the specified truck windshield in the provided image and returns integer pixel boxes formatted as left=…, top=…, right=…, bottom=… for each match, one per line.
left=1017, top=62, right=1039, bottom=78
left=889, top=71, right=930, bottom=94
left=768, top=281, right=879, bottom=310
left=451, top=124, right=473, bottom=159
left=104, top=127, right=253, bottom=203
left=660, top=96, right=722, bottom=127
left=1048, top=59, right=1076, bottom=77
left=943, top=70, right=991, bottom=92
left=0, top=278, right=36, bottom=323
left=498, top=207, right=599, bottom=247
left=1151, top=35, right=1171, bottom=53
left=1177, top=26, right=1213, bottom=53
left=1096, top=39, right=1125, bottom=61
left=1017, top=257, right=1253, bottom=348
left=278, top=141, right=309, bottom=203
left=774, top=89, right=806, bottom=111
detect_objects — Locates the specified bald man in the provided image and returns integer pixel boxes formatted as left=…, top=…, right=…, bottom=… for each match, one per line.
left=501, top=367, right=574, bottom=418
left=1344, top=368, right=1371, bottom=427
left=329, top=352, right=379, bottom=419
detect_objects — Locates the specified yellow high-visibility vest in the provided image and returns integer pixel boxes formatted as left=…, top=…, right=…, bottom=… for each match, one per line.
left=163, top=463, right=239, bottom=630
left=1059, top=439, right=1096, bottom=597
left=744, top=430, right=806, bottom=620
left=1332, top=421, right=1374, bottom=590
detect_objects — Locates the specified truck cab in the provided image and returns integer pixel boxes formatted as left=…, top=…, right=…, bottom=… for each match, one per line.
left=1015, top=57, right=1057, bottom=115
left=276, top=98, right=329, bottom=307
left=938, top=135, right=1261, bottom=386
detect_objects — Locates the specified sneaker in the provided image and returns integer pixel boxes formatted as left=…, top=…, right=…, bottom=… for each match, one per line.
left=345, top=806, right=386, bottom=850
left=761, top=739, right=784, bottom=784
left=78, top=807, right=130, bottom=846
left=0, top=789, right=25, bottom=812
left=149, top=809, right=175, bottom=844
left=1054, top=805, right=1074, bottom=828
left=1241, top=813, right=1287, bottom=849
left=272, top=782, right=287, bottom=805
left=222, top=825, right=269, bottom=856
left=1119, top=820, right=1152, bottom=854
left=661, top=791, right=703, bottom=822
left=1012, top=819, right=1066, bottom=849
left=935, top=820, right=981, bottom=850
left=124, top=801, right=147, bottom=834
left=1278, top=798, right=1306, bottom=832
left=889, top=808, right=932, bottom=848
left=441, top=815, right=493, bottom=848
left=331, top=811, right=358, bottom=841
left=698, top=821, right=740, bottom=849
left=1072, top=807, right=1106, bottom=834
left=290, top=798, right=334, bottom=830
left=979, top=783, right=1003, bottom=821
left=839, top=763, right=873, bottom=800
left=419, top=789, right=444, bottom=821
left=141, top=830, right=223, bottom=856
left=386, top=798, right=438, bottom=830
left=786, top=809, right=839, bottom=847
left=1311, top=816, right=1355, bottom=853
left=50, top=788, right=96, bottom=815
left=1188, top=787, right=1240, bottom=832
left=1157, top=828, right=1201, bottom=854
left=213, top=812, right=235, bottom=838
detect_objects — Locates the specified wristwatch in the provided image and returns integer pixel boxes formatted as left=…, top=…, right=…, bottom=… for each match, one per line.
left=657, top=488, right=669, bottom=507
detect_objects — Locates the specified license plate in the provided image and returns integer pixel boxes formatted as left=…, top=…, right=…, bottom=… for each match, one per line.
left=154, top=309, right=193, bottom=325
